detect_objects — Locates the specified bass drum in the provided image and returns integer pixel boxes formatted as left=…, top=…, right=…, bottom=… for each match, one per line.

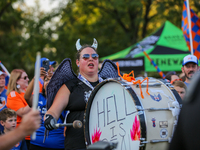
left=84, top=78, right=182, bottom=150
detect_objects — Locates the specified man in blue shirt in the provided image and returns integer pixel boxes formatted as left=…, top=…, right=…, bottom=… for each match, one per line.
left=181, top=55, right=199, bottom=87
left=0, top=71, right=8, bottom=132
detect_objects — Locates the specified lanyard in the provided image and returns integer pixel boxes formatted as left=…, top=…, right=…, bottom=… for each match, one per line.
left=78, top=74, right=103, bottom=90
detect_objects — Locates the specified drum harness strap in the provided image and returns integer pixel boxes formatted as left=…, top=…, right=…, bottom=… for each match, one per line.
left=77, top=74, right=104, bottom=103
left=78, top=73, right=103, bottom=90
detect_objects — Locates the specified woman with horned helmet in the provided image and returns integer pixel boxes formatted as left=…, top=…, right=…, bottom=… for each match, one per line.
left=44, top=38, right=120, bottom=149
left=44, top=39, right=101, bottom=150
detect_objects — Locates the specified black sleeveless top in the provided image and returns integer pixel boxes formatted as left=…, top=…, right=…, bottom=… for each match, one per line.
left=64, top=78, right=99, bottom=149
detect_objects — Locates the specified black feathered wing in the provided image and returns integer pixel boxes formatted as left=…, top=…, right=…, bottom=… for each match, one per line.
left=98, top=59, right=122, bottom=79
left=46, top=58, right=77, bottom=109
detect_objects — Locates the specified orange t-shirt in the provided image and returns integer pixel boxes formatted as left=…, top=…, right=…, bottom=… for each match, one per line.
left=6, top=91, right=30, bottom=140
left=39, top=81, right=43, bottom=93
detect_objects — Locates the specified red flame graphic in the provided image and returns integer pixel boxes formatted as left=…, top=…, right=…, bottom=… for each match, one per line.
left=130, top=116, right=140, bottom=141
left=92, top=127, right=102, bottom=143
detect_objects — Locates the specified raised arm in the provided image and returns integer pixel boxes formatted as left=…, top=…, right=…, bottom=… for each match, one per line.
left=44, top=84, right=70, bottom=130
left=24, top=68, right=47, bottom=107
left=24, top=78, right=34, bottom=107
left=46, top=84, right=70, bottom=120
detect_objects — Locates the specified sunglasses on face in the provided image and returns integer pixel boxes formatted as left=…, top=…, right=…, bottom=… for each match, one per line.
left=20, top=76, right=28, bottom=80
left=82, top=54, right=99, bottom=60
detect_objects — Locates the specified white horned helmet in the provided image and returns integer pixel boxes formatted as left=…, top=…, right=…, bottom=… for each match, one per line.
left=76, top=38, right=98, bottom=51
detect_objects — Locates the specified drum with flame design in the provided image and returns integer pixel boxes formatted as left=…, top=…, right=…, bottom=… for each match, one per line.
left=84, top=78, right=182, bottom=150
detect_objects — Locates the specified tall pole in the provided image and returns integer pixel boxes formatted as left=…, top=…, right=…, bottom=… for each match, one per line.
left=0, top=61, right=10, bottom=77
left=137, top=44, right=165, bottom=79
left=186, top=0, right=193, bottom=55
left=32, top=52, right=41, bottom=140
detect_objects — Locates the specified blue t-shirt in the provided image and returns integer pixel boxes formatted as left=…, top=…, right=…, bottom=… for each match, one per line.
left=0, top=88, right=7, bottom=111
left=11, top=139, right=27, bottom=150
left=30, top=94, right=67, bottom=149
left=0, top=88, right=7, bottom=132
left=184, top=82, right=189, bottom=87
left=1, top=130, right=27, bottom=150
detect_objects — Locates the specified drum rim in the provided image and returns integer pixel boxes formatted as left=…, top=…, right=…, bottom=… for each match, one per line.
left=84, top=78, right=147, bottom=149
left=159, top=79, right=183, bottom=105
left=84, top=79, right=109, bottom=146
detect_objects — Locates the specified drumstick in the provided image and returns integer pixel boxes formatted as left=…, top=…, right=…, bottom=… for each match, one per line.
left=55, top=120, right=82, bottom=129
left=32, top=52, right=41, bottom=140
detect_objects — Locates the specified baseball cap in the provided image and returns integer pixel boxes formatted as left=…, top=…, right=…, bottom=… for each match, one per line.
left=182, top=55, right=198, bottom=66
left=35, top=57, right=56, bottom=67
left=0, top=71, right=7, bottom=77
left=40, top=57, right=56, bottom=66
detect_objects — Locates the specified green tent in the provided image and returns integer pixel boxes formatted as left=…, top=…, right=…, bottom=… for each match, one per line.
left=100, top=21, right=190, bottom=72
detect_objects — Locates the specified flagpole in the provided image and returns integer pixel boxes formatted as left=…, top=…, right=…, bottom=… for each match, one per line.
left=186, top=0, right=194, bottom=55
left=31, top=52, right=41, bottom=140
left=137, top=44, right=165, bottom=79
left=0, top=61, right=10, bottom=77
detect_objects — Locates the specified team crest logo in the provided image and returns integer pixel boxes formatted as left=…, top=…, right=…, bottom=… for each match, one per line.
left=151, top=118, right=156, bottom=127
left=0, top=97, right=6, bottom=109
left=160, top=128, right=168, bottom=138
left=150, top=93, right=162, bottom=102
left=15, top=142, right=20, bottom=147
left=84, top=90, right=92, bottom=102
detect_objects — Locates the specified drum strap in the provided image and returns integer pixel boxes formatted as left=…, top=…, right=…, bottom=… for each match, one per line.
left=59, top=114, right=65, bottom=123
left=78, top=73, right=103, bottom=90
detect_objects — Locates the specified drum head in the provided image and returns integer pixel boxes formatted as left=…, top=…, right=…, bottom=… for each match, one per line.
left=84, top=79, right=143, bottom=150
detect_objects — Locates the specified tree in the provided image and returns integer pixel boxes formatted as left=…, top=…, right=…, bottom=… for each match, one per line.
left=53, top=0, right=186, bottom=59
left=0, top=0, right=24, bottom=72
left=1, top=0, right=200, bottom=77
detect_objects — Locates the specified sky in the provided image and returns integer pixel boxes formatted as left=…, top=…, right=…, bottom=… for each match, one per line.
left=24, top=0, right=59, bottom=12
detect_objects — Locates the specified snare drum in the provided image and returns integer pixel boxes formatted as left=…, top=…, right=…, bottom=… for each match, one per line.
left=84, top=78, right=182, bottom=150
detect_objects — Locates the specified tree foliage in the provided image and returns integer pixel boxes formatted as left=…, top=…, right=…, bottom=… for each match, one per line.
left=0, top=0, right=200, bottom=77
left=0, top=0, right=23, bottom=70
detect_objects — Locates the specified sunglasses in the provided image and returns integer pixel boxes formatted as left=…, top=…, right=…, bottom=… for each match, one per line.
left=20, top=76, right=28, bottom=80
left=82, top=54, right=99, bottom=60
left=170, top=79, right=182, bottom=84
